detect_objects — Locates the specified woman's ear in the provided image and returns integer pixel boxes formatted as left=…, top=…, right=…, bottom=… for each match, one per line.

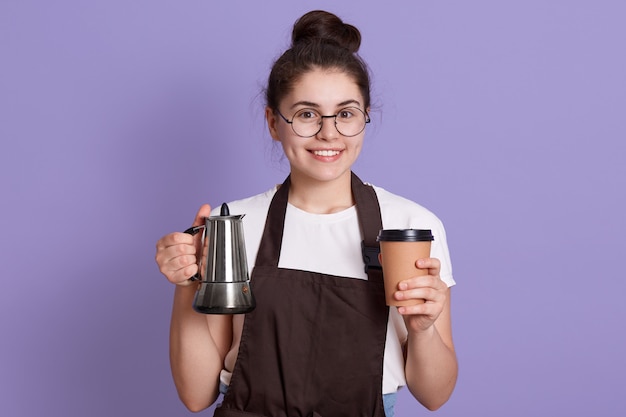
left=265, top=107, right=281, bottom=141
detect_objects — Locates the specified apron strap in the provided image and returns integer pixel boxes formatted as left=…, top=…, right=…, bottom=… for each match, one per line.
left=351, top=172, right=384, bottom=282
left=254, top=175, right=290, bottom=268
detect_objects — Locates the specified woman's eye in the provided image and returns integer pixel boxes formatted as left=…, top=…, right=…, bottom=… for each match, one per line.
left=338, top=109, right=353, bottom=119
left=297, top=110, right=318, bottom=121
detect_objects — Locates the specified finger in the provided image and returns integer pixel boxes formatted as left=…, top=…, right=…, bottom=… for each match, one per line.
left=155, top=204, right=213, bottom=286
left=155, top=234, right=197, bottom=268
left=415, top=257, right=441, bottom=275
left=396, top=275, right=447, bottom=300
left=171, top=263, right=199, bottom=285
left=156, top=232, right=196, bottom=251
left=160, top=255, right=199, bottom=283
left=192, top=203, right=212, bottom=227
left=397, top=302, right=439, bottom=317
left=398, top=274, right=443, bottom=291
left=394, top=286, right=442, bottom=303
left=167, top=204, right=212, bottom=283
left=156, top=204, right=212, bottom=249
left=166, top=251, right=197, bottom=271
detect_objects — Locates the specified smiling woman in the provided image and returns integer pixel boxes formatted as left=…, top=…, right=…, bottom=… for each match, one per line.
left=155, top=9, right=457, bottom=417
left=266, top=69, right=367, bottom=188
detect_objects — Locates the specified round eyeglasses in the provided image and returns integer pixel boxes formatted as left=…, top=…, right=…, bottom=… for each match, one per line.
left=276, top=106, right=370, bottom=138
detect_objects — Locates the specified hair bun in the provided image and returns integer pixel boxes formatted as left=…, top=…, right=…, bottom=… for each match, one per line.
left=291, top=10, right=361, bottom=53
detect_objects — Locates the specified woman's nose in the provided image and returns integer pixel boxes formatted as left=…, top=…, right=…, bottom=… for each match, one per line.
left=316, top=116, right=339, bottom=140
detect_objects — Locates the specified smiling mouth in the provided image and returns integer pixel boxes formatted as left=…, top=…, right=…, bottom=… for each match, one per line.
left=312, top=150, right=341, bottom=157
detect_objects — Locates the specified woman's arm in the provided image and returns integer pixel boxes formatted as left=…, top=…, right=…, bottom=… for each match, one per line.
left=394, top=258, right=458, bottom=410
left=169, top=285, right=232, bottom=411
left=156, top=204, right=233, bottom=411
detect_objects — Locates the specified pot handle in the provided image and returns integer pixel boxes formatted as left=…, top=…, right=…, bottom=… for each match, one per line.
left=183, top=225, right=205, bottom=281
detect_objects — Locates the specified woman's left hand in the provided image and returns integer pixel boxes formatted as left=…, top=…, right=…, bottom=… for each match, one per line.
left=394, top=257, right=448, bottom=333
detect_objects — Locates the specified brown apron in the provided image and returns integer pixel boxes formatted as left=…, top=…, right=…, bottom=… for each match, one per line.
left=214, top=172, right=389, bottom=417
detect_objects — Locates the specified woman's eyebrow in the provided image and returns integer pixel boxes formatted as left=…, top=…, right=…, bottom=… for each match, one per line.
left=290, top=99, right=362, bottom=109
left=337, top=99, right=361, bottom=107
left=290, top=101, right=319, bottom=109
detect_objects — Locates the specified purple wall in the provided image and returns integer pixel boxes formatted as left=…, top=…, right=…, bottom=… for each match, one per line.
left=2, top=1, right=625, bottom=416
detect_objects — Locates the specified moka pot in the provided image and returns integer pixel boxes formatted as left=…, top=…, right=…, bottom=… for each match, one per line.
left=184, top=203, right=255, bottom=314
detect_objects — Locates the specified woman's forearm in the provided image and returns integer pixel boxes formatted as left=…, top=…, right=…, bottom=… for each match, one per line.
left=169, top=285, right=232, bottom=412
left=404, top=324, right=458, bottom=411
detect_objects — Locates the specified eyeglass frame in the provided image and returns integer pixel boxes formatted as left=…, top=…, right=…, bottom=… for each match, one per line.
left=275, top=106, right=371, bottom=138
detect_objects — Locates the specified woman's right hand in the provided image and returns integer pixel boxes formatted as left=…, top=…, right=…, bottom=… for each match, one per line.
left=155, top=204, right=212, bottom=286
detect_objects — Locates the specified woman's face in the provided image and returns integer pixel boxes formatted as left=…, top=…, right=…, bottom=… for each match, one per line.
left=266, top=68, right=368, bottom=185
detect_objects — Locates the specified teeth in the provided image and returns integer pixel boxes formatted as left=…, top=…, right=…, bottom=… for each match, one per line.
left=313, top=150, right=340, bottom=156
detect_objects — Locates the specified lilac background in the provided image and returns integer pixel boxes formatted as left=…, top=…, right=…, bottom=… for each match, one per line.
left=1, top=1, right=625, bottom=416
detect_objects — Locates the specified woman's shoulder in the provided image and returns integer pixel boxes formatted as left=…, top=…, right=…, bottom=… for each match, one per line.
left=370, top=184, right=445, bottom=229
left=371, top=183, right=455, bottom=284
left=228, top=187, right=278, bottom=212
left=210, top=185, right=279, bottom=221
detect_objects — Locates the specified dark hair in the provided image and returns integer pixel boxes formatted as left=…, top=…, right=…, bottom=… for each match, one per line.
left=266, top=10, right=371, bottom=111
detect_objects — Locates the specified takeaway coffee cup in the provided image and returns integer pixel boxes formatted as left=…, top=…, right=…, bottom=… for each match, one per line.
left=376, top=229, right=434, bottom=307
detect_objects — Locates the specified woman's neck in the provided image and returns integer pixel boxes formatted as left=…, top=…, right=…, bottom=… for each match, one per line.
left=287, top=172, right=354, bottom=214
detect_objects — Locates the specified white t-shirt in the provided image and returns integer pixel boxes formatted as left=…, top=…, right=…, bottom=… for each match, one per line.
left=214, top=183, right=455, bottom=394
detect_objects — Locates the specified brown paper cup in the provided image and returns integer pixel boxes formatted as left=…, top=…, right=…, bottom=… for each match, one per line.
left=377, top=229, right=434, bottom=307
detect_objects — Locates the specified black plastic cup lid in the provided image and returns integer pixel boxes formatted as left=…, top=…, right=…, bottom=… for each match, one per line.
left=376, top=229, right=434, bottom=242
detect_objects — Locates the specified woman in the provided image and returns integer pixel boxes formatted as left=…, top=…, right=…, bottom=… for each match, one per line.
left=155, top=10, right=457, bottom=417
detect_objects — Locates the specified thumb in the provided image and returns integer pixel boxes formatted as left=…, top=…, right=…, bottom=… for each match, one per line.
left=188, top=204, right=212, bottom=257
left=192, top=204, right=212, bottom=227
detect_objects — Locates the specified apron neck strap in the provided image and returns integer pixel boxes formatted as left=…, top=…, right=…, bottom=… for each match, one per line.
left=255, top=172, right=383, bottom=282
left=350, top=172, right=384, bottom=280
left=254, top=175, right=291, bottom=268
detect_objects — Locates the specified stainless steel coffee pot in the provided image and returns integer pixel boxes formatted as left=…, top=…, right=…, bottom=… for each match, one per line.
left=184, top=203, right=255, bottom=314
